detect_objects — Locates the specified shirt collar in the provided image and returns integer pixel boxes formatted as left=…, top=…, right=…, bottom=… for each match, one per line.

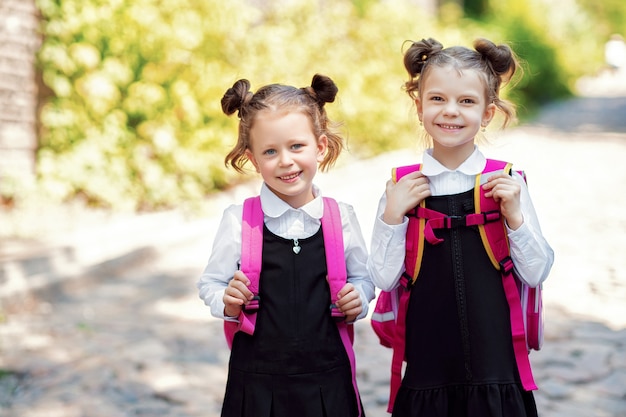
left=421, top=146, right=486, bottom=176
left=259, top=182, right=324, bottom=220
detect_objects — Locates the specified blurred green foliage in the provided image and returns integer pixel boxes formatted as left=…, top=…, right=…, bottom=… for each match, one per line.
left=32, top=0, right=620, bottom=210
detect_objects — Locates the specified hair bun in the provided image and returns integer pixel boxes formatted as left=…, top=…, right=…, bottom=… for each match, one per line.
left=309, top=74, right=338, bottom=106
left=474, top=38, right=516, bottom=82
left=221, top=79, right=252, bottom=117
left=403, top=38, right=444, bottom=77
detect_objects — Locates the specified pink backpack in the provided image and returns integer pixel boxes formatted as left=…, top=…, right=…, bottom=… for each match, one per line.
left=371, top=159, right=544, bottom=412
left=223, top=196, right=363, bottom=417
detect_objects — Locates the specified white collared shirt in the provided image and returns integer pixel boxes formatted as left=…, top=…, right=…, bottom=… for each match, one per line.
left=368, top=147, right=554, bottom=291
left=198, top=183, right=375, bottom=321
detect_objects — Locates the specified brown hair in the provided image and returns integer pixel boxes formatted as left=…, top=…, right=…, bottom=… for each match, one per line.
left=221, top=74, right=343, bottom=173
left=403, top=37, right=520, bottom=128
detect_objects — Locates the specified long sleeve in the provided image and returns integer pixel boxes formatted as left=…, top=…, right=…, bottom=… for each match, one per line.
left=197, top=204, right=243, bottom=320
left=367, top=192, right=409, bottom=292
left=340, top=202, right=376, bottom=319
left=367, top=149, right=554, bottom=292
left=506, top=171, right=554, bottom=287
left=197, top=186, right=375, bottom=322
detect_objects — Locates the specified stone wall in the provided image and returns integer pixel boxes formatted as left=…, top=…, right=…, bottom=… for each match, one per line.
left=0, top=0, right=41, bottom=186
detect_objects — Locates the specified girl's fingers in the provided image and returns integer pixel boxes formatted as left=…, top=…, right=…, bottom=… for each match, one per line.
left=233, top=270, right=251, bottom=286
left=337, top=283, right=354, bottom=298
left=336, top=286, right=361, bottom=314
left=225, top=285, right=248, bottom=302
left=339, top=300, right=362, bottom=315
left=230, top=270, right=254, bottom=300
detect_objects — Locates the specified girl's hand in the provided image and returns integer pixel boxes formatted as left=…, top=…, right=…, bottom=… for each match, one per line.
left=335, top=283, right=362, bottom=323
left=223, top=270, right=254, bottom=318
left=482, top=173, right=523, bottom=230
left=383, top=171, right=431, bottom=225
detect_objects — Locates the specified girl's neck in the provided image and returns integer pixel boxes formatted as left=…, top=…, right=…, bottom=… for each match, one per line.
left=431, top=144, right=475, bottom=170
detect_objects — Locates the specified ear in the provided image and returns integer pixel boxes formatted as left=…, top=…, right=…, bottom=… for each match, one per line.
left=415, top=98, right=423, bottom=122
left=316, top=134, right=328, bottom=163
left=245, top=149, right=260, bottom=173
left=482, top=102, right=497, bottom=127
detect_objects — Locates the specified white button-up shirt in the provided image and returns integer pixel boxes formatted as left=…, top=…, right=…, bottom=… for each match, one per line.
left=368, top=147, right=554, bottom=291
left=198, top=182, right=375, bottom=321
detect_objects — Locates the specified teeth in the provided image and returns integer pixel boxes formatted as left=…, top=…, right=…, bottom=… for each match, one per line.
left=440, top=124, right=461, bottom=129
left=281, top=173, right=299, bottom=180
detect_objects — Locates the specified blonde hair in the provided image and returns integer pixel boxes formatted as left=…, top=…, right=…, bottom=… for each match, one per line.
left=221, top=74, right=343, bottom=173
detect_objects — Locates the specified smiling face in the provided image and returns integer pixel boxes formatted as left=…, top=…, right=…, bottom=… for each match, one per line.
left=246, top=109, right=327, bottom=208
left=416, top=65, right=496, bottom=168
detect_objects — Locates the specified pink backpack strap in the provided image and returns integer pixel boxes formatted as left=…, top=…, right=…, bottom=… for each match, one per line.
left=386, top=275, right=411, bottom=412
left=392, top=163, right=427, bottom=284
left=381, top=160, right=538, bottom=412
left=476, top=159, right=537, bottom=391
left=392, top=163, right=422, bottom=183
left=385, top=164, right=426, bottom=412
left=321, top=197, right=363, bottom=417
left=322, top=197, right=348, bottom=319
left=225, top=196, right=363, bottom=416
left=223, top=196, right=263, bottom=349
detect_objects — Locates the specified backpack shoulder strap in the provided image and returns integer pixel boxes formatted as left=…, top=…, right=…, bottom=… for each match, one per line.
left=321, top=196, right=363, bottom=417
left=223, top=196, right=263, bottom=348
left=475, top=159, right=511, bottom=269
left=392, top=163, right=427, bottom=284
left=241, top=196, right=263, bottom=293
left=476, top=159, right=538, bottom=391
left=392, top=163, right=422, bottom=183
left=321, top=197, right=347, bottom=318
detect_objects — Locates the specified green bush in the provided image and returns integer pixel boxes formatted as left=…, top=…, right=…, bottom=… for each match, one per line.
left=36, top=0, right=248, bottom=210
left=33, top=0, right=601, bottom=211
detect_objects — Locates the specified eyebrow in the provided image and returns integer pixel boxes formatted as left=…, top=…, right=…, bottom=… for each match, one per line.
left=425, top=90, right=481, bottom=99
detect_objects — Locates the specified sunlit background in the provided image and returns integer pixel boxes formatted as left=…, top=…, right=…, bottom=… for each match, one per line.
left=2, top=0, right=624, bottom=212
left=1, top=0, right=626, bottom=416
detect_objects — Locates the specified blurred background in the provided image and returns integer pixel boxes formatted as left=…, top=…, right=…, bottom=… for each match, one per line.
left=1, top=1, right=626, bottom=416
left=1, top=0, right=624, bottom=216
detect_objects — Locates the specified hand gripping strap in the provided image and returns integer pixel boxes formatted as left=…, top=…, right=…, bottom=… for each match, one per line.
left=223, top=196, right=263, bottom=349
left=321, top=197, right=363, bottom=417
left=475, top=160, right=537, bottom=391
left=322, top=197, right=348, bottom=319
left=392, top=163, right=422, bottom=183
left=226, top=196, right=362, bottom=416
left=393, top=164, right=426, bottom=284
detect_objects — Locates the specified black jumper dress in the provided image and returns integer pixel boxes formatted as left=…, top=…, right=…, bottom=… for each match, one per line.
left=392, top=189, right=538, bottom=417
left=221, top=225, right=360, bottom=417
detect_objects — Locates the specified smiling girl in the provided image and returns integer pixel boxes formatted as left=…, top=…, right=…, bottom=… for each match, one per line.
left=368, top=38, right=554, bottom=416
left=197, top=74, right=374, bottom=417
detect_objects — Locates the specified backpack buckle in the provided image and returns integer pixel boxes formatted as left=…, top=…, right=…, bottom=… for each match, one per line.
left=400, top=272, right=414, bottom=289
left=482, top=210, right=501, bottom=224
left=444, top=215, right=465, bottom=228
left=498, top=256, right=515, bottom=275
left=329, top=304, right=346, bottom=321
left=243, top=295, right=260, bottom=312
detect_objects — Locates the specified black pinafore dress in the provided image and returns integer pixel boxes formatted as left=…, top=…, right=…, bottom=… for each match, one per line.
left=392, top=189, right=538, bottom=417
left=221, top=225, right=360, bottom=417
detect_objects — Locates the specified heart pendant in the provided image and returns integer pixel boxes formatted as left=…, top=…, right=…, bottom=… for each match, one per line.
left=292, top=239, right=301, bottom=254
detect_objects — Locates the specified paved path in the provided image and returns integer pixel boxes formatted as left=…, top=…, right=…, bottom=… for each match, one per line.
left=1, top=69, right=626, bottom=416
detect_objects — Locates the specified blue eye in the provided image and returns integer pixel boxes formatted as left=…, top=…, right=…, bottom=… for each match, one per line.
left=264, top=149, right=276, bottom=156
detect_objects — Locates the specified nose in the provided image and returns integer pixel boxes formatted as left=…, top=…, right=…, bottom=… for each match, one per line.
left=278, top=151, right=293, bottom=166
left=443, top=102, right=459, bottom=116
